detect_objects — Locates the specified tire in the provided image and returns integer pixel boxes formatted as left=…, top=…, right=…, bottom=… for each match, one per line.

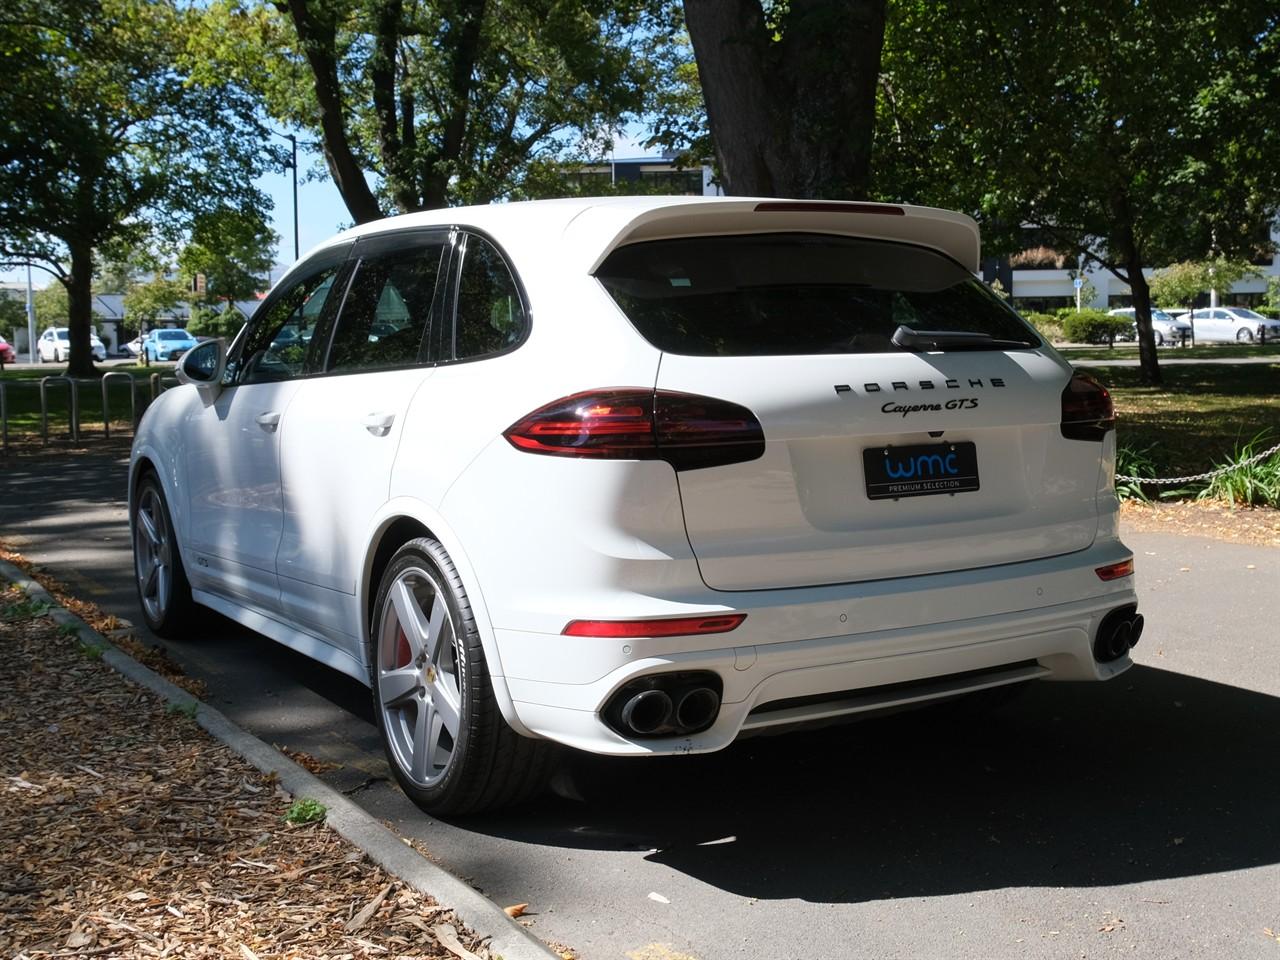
left=54, top=349, right=62, bottom=363
left=131, top=472, right=196, bottom=637
left=1154, top=331, right=1165, bottom=347
left=369, top=538, right=553, bottom=815
left=1236, top=327, right=1254, bottom=343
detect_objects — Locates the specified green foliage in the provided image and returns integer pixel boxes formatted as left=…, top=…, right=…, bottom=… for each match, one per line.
left=124, top=278, right=186, bottom=327
left=0, top=296, right=27, bottom=334
left=77, top=640, right=105, bottom=660
left=1267, top=276, right=1280, bottom=308
left=1256, top=306, right=1280, bottom=320
left=874, top=0, right=1280, bottom=385
left=186, top=305, right=245, bottom=340
left=168, top=700, right=199, bottom=720
left=1150, top=259, right=1262, bottom=310
left=1061, top=310, right=1131, bottom=345
left=190, top=0, right=675, bottom=216
left=33, top=285, right=70, bottom=330
left=1023, top=312, right=1063, bottom=342
left=2, top=597, right=53, bottom=621
left=1198, top=432, right=1280, bottom=507
left=0, top=0, right=274, bottom=374
left=1114, top=443, right=1157, bottom=501
left=178, top=209, right=276, bottom=304
left=283, top=798, right=327, bottom=825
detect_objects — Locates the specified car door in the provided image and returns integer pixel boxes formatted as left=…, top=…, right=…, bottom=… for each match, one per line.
left=276, top=230, right=449, bottom=651
left=181, top=244, right=351, bottom=613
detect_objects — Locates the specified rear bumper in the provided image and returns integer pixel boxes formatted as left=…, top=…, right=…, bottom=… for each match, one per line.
left=497, top=542, right=1139, bottom=755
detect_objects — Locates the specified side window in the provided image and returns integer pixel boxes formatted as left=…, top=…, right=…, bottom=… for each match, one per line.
left=230, top=266, right=343, bottom=385
left=327, top=242, right=445, bottom=372
left=453, top=236, right=526, bottom=360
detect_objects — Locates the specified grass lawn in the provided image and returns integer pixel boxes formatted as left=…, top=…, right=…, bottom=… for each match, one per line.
left=1059, top=342, right=1280, bottom=362
left=1, top=365, right=177, bottom=438
left=1079, top=362, right=1280, bottom=475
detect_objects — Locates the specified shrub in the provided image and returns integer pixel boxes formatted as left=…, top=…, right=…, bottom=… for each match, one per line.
left=1061, top=309, right=1132, bottom=345
left=1255, top=306, right=1280, bottom=321
left=1198, top=432, right=1280, bottom=507
left=1024, top=311, right=1064, bottom=342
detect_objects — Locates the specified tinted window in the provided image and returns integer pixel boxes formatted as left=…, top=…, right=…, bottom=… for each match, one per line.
left=327, top=242, right=444, bottom=372
left=453, top=236, right=526, bottom=360
left=232, top=267, right=342, bottom=384
left=596, top=233, right=1039, bottom=356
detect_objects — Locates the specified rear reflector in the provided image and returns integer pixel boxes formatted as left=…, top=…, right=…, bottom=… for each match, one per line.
left=563, top=614, right=747, bottom=638
left=1095, top=558, right=1134, bottom=581
left=1061, top=371, right=1115, bottom=441
left=505, top=389, right=765, bottom=471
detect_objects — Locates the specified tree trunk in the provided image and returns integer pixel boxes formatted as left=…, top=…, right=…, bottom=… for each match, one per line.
left=1127, top=264, right=1162, bottom=387
left=684, top=0, right=887, bottom=199
left=64, top=241, right=98, bottom=378
left=283, top=0, right=384, bottom=224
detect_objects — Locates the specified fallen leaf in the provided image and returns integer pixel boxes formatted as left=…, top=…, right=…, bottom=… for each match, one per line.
left=345, top=882, right=393, bottom=932
left=647, top=891, right=671, bottom=904
left=504, top=902, right=529, bottom=918
left=239, top=945, right=261, bottom=960
left=432, top=923, right=485, bottom=960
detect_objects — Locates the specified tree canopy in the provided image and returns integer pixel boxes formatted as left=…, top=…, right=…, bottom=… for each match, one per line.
left=873, top=0, right=1280, bottom=384
left=191, top=0, right=673, bottom=222
left=0, top=0, right=273, bottom=374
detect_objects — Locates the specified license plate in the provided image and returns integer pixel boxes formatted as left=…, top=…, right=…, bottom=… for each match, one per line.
left=862, top=442, right=980, bottom=500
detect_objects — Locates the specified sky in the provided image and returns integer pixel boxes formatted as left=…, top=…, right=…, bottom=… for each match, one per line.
left=2, top=130, right=660, bottom=291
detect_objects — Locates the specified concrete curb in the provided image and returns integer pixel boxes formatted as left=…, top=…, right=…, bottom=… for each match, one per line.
left=0, top=557, right=560, bottom=960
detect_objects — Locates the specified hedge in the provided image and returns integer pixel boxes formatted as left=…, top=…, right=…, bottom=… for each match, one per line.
left=1061, top=309, right=1132, bottom=345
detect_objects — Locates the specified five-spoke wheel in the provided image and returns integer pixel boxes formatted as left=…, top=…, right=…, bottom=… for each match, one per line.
left=370, top=538, right=553, bottom=815
left=130, top=473, right=194, bottom=636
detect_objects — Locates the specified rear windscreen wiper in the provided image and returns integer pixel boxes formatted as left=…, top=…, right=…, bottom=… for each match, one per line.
left=891, top=325, right=1037, bottom=352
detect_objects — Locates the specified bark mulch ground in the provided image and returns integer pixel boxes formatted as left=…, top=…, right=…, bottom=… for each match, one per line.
left=0, top=582, right=497, bottom=960
left=1120, top=499, right=1280, bottom=548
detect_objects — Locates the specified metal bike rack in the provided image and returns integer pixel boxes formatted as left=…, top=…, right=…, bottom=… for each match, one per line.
left=100, top=371, right=137, bottom=439
left=40, top=376, right=80, bottom=445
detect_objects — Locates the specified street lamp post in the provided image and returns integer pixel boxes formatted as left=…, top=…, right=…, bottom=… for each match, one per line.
left=288, top=133, right=299, bottom=262
left=26, top=266, right=36, bottom=363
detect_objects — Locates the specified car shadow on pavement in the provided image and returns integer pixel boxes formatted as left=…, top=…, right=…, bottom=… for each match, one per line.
left=472, top=665, right=1280, bottom=903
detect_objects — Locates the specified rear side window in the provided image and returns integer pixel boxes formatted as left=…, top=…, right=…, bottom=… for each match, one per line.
left=595, top=233, right=1038, bottom=355
left=328, top=242, right=445, bottom=372
left=453, top=235, right=526, bottom=360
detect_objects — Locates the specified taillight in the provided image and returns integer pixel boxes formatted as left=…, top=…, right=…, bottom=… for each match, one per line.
left=504, top=389, right=765, bottom=471
left=1095, top=558, right=1134, bottom=581
left=1060, top=371, right=1115, bottom=441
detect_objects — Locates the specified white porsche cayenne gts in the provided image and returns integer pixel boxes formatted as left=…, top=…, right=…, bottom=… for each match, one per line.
left=129, top=197, right=1141, bottom=814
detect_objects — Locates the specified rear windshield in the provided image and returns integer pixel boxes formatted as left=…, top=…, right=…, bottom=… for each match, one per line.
left=595, top=233, right=1039, bottom=355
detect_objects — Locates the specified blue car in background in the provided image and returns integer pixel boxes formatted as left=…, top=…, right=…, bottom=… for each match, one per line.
left=144, top=328, right=200, bottom=362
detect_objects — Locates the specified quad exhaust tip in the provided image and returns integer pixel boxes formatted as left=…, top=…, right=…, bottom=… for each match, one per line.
left=1095, top=605, right=1143, bottom=663
left=606, top=672, right=723, bottom=738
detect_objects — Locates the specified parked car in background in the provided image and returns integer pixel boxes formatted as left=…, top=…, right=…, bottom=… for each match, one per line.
left=1188, top=307, right=1280, bottom=343
left=38, top=327, right=107, bottom=363
left=1107, top=307, right=1192, bottom=346
left=130, top=196, right=1139, bottom=815
left=0, top=334, right=16, bottom=365
left=143, top=328, right=200, bottom=361
left=123, top=335, right=144, bottom=357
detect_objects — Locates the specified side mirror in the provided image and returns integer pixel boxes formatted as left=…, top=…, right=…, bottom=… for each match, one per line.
left=176, top=339, right=227, bottom=403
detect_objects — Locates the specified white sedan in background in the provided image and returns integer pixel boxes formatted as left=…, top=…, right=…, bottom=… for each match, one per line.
left=1188, top=307, right=1280, bottom=343
left=1107, top=307, right=1192, bottom=346
left=37, top=326, right=107, bottom=362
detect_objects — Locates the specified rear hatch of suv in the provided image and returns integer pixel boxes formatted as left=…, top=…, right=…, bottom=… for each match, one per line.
left=596, top=227, right=1105, bottom=591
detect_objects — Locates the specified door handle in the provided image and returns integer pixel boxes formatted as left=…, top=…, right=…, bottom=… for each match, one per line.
left=256, top=411, right=282, bottom=433
left=362, top=412, right=396, bottom=437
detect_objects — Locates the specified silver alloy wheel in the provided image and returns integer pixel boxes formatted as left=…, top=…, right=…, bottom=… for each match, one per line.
left=1237, top=327, right=1254, bottom=343
left=377, top=567, right=464, bottom=788
left=133, top=485, right=172, bottom=623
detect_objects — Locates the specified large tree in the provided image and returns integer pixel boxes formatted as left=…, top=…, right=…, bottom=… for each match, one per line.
left=874, top=0, right=1280, bottom=385
left=178, top=209, right=278, bottom=306
left=0, top=0, right=273, bottom=376
left=194, top=0, right=669, bottom=222
left=682, top=0, right=887, bottom=199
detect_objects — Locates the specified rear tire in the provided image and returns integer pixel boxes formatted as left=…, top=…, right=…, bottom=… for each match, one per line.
left=131, top=472, right=196, bottom=637
left=370, top=538, right=553, bottom=815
